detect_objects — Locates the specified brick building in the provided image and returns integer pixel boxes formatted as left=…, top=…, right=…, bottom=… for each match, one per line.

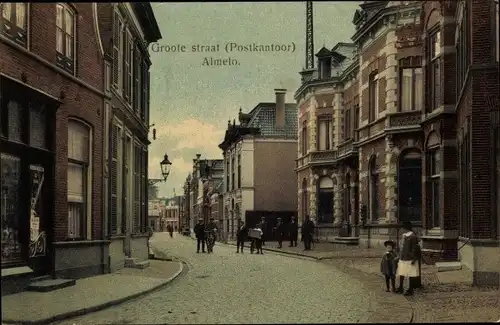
left=0, top=2, right=105, bottom=288
left=296, top=0, right=499, bottom=285
left=97, top=3, right=161, bottom=272
left=219, top=89, right=298, bottom=239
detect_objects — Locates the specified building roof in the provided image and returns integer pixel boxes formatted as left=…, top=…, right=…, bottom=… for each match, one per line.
left=132, top=3, right=162, bottom=42
left=246, top=102, right=297, bottom=138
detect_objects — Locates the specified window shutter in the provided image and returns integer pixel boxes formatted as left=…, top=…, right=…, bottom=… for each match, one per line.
left=145, top=70, right=150, bottom=124
left=121, top=137, right=128, bottom=233
left=110, top=124, right=119, bottom=235
left=134, top=144, right=141, bottom=232
left=140, top=149, right=147, bottom=232
left=141, top=61, right=148, bottom=121
left=112, top=12, right=120, bottom=88
left=128, top=32, right=134, bottom=104
left=134, top=45, right=141, bottom=114
left=123, top=29, right=129, bottom=100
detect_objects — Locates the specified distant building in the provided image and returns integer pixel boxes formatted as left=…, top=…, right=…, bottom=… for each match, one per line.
left=147, top=199, right=164, bottom=231
left=219, top=89, right=298, bottom=238
left=164, top=199, right=181, bottom=231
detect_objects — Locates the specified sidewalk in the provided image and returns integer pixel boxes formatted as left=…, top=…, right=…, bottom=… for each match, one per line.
left=225, top=240, right=499, bottom=323
left=1, top=259, right=184, bottom=325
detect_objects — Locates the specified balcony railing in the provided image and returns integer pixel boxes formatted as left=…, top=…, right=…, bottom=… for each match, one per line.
left=310, top=150, right=337, bottom=163
left=386, top=111, right=422, bottom=129
left=296, top=153, right=311, bottom=169
left=337, top=138, right=358, bottom=158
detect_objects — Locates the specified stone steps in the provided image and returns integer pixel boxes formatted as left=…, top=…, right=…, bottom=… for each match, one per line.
left=436, top=261, right=463, bottom=272
left=27, top=279, right=76, bottom=292
left=124, top=257, right=150, bottom=269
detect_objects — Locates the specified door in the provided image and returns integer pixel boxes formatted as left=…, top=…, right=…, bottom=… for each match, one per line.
left=398, top=150, right=422, bottom=223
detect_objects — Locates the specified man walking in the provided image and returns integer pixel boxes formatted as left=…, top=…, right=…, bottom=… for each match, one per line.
left=194, top=218, right=206, bottom=253
left=205, top=217, right=218, bottom=253
left=288, top=217, right=298, bottom=247
left=274, top=217, right=286, bottom=248
left=236, top=218, right=247, bottom=253
left=301, top=215, right=315, bottom=251
left=259, top=216, right=267, bottom=246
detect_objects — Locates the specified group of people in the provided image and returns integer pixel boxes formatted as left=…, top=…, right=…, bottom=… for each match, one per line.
left=380, top=221, right=422, bottom=296
left=234, top=215, right=317, bottom=253
left=193, top=217, right=218, bottom=253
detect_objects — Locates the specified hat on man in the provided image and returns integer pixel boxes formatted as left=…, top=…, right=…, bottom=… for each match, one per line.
left=384, top=240, right=395, bottom=248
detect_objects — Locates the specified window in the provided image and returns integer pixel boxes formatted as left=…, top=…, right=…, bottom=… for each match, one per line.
left=368, top=72, right=379, bottom=122
left=237, top=154, right=241, bottom=188
left=56, top=3, right=75, bottom=74
left=459, top=122, right=471, bottom=238
left=400, top=67, right=423, bottom=111
left=302, top=178, right=308, bottom=219
left=368, top=158, right=379, bottom=222
left=429, top=149, right=441, bottom=228
left=0, top=3, right=27, bottom=47
left=141, top=60, right=150, bottom=123
left=429, top=31, right=441, bottom=111
left=134, top=44, right=142, bottom=114
left=112, top=10, right=124, bottom=92
left=123, top=29, right=133, bottom=103
left=456, top=3, right=470, bottom=94
left=344, top=108, right=351, bottom=140
left=122, top=136, right=131, bottom=233
left=301, top=121, right=308, bottom=155
left=353, top=103, right=359, bottom=140
left=317, top=117, right=331, bottom=150
left=319, top=58, right=331, bottom=79
left=231, top=156, right=235, bottom=190
left=67, top=120, right=90, bottom=239
left=226, top=158, right=230, bottom=192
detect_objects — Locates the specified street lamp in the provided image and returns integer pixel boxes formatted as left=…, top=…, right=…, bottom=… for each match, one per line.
left=160, top=154, right=172, bottom=181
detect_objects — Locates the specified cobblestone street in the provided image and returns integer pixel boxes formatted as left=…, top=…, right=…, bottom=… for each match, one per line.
left=51, top=233, right=404, bottom=324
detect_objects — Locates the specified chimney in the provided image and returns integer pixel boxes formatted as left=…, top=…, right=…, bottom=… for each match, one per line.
left=274, top=88, right=286, bottom=128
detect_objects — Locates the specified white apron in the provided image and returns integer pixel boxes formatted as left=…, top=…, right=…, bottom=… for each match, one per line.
left=396, top=231, right=420, bottom=278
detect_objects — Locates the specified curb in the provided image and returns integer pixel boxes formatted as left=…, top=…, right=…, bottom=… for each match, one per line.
left=2, top=260, right=186, bottom=325
left=225, top=241, right=329, bottom=261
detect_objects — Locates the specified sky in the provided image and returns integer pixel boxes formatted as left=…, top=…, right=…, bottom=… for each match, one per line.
left=148, top=1, right=360, bottom=197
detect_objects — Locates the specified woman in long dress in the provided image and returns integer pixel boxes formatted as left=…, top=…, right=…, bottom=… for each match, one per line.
left=396, top=221, right=420, bottom=296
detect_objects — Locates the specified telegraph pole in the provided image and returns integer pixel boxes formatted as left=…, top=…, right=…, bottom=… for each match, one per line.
left=306, top=1, right=314, bottom=70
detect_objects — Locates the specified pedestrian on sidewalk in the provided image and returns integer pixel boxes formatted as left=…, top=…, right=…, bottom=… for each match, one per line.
left=194, top=218, right=206, bottom=253
left=380, top=240, right=399, bottom=292
left=274, top=217, right=285, bottom=248
left=236, top=218, right=247, bottom=253
left=167, top=223, right=173, bottom=238
left=260, top=216, right=267, bottom=246
left=396, top=221, right=420, bottom=296
left=301, top=215, right=315, bottom=251
left=288, top=217, right=298, bottom=247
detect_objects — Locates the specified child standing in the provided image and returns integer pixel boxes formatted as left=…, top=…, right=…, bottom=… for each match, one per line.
left=380, top=240, right=398, bottom=292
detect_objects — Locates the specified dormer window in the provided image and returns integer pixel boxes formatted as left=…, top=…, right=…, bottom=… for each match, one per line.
left=319, top=57, right=331, bottom=79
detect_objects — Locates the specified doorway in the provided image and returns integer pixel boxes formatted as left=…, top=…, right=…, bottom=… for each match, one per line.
left=398, top=149, right=422, bottom=223
left=317, top=176, right=333, bottom=224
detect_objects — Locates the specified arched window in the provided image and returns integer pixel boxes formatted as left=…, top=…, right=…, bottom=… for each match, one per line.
left=302, top=178, right=308, bottom=219
left=317, top=176, right=333, bottom=224
left=369, top=157, right=379, bottom=222
left=67, top=119, right=91, bottom=239
left=398, top=149, right=422, bottom=223
left=426, top=132, right=441, bottom=228
left=301, top=121, right=308, bottom=156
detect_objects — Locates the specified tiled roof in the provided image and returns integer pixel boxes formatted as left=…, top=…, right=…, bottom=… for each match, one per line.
left=247, top=103, right=297, bottom=138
